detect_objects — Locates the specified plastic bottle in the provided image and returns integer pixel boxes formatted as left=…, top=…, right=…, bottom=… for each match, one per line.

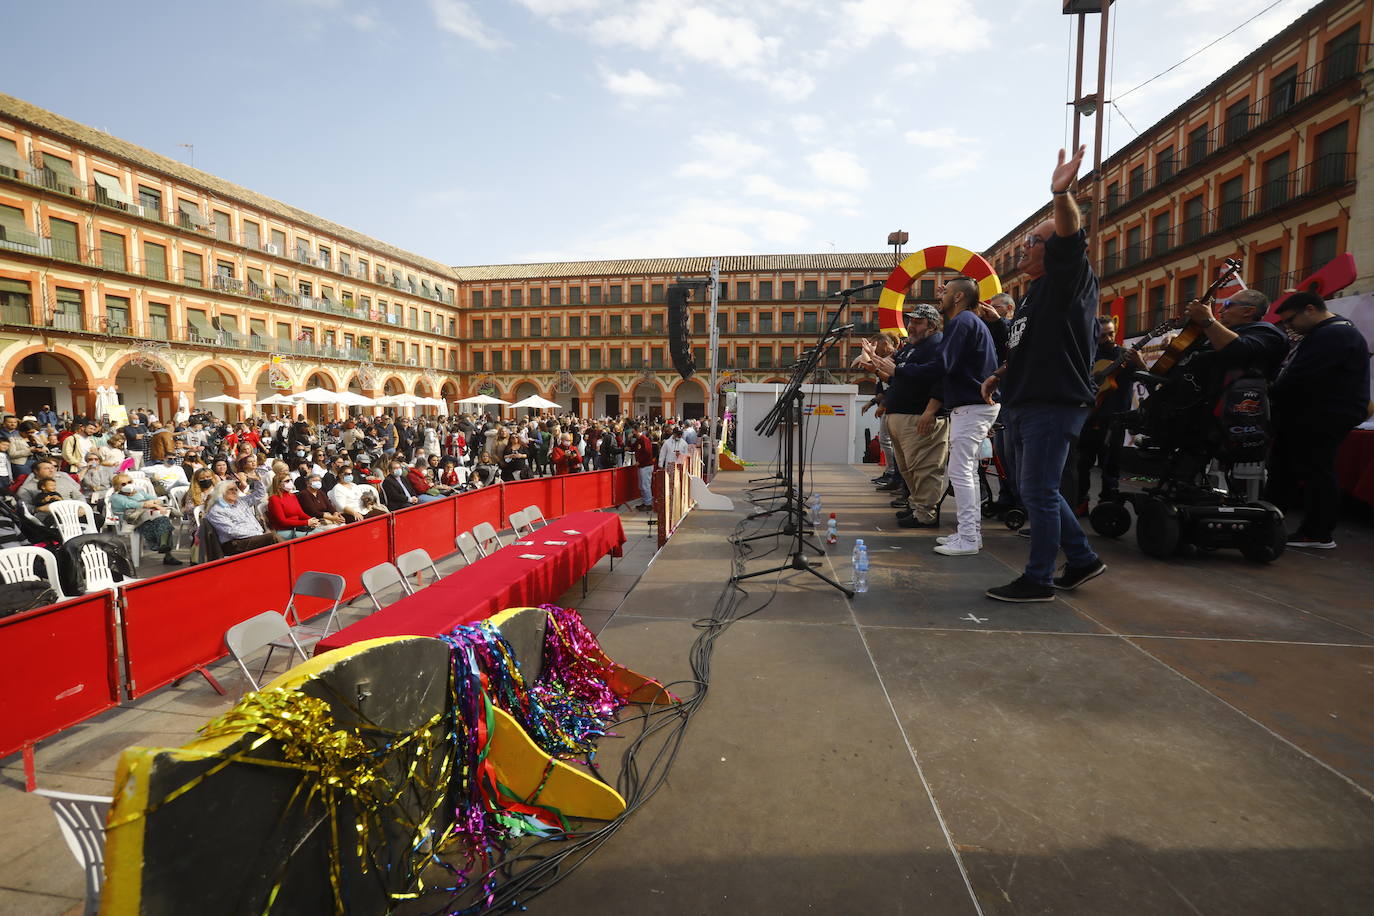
left=808, top=492, right=822, bottom=527
left=851, top=538, right=865, bottom=587
left=826, top=512, right=837, bottom=545
left=854, top=542, right=869, bottom=594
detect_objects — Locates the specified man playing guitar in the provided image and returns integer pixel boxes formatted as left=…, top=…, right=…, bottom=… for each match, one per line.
left=1076, top=315, right=1143, bottom=513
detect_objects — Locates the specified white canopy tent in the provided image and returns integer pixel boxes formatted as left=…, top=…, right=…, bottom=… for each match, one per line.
left=256, top=394, right=297, bottom=406
left=292, top=387, right=344, bottom=404
left=509, top=394, right=560, bottom=411
left=455, top=394, right=510, bottom=406
left=333, top=391, right=378, bottom=407
left=199, top=394, right=254, bottom=406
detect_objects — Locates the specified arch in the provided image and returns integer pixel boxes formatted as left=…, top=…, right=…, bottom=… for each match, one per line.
left=440, top=380, right=459, bottom=404
left=381, top=376, right=406, bottom=397
left=191, top=361, right=246, bottom=422
left=671, top=377, right=708, bottom=421
left=414, top=379, right=433, bottom=398
left=105, top=350, right=175, bottom=384
left=629, top=376, right=665, bottom=396
left=762, top=376, right=789, bottom=384
left=628, top=377, right=664, bottom=420
left=589, top=379, right=626, bottom=418
left=183, top=356, right=246, bottom=390
left=113, top=357, right=176, bottom=422
left=3, top=345, right=97, bottom=420
left=303, top=370, right=338, bottom=391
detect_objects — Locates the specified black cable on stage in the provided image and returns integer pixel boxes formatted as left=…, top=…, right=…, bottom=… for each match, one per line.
left=421, top=508, right=789, bottom=914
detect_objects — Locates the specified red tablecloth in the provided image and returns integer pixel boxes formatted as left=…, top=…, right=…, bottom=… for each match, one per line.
left=314, top=511, right=625, bottom=655
left=1336, top=428, right=1374, bottom=507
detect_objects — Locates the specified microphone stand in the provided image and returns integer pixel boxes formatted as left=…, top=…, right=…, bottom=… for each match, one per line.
left=732, top=294, right=857, bottom=597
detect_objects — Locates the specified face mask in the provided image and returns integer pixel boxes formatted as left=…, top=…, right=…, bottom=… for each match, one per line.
left=342, top=474, right=353, bottom=484
left=393, top=468, right=404, bottom=477
left=120, top=484, right=136, bottom=494
left=198, top=478, right=213, bottom=489
left=309, top=480, right=322, bottom=490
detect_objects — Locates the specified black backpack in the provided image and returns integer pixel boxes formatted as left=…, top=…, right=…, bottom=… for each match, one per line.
left=55, top=533, right=135, bottom=596
left=1216, top=371, right=1272, bottom=463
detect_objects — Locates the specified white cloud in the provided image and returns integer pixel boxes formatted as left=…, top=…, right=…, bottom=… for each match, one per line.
left=514, top=0, right=608, bottom=15
left=806, top=148, right=870, bottom=190
left=904, top=127, right=965, bottom=149
left=790, top=114, right=827, bottom=142
left=599, top=66, right=680, bottom=99
left=674, top=131, right=771, bottom=179
left=428, top=0, right=505, bottom=50
left=346, top=10, right=380, bottom=31
left=587, top=2, right=677, bottom=50
left=928, top=150, right=984, bottom=181
left=741, top=174, right=860, bottom=214
left=836, top=0, right=992, bottom=53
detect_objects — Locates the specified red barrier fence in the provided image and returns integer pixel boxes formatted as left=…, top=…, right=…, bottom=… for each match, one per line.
left=0, top=592, right=119, bottom=790
left=4, top=471, right=637, bottom=785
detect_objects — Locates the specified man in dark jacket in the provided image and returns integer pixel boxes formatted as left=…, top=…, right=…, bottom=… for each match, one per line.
left=1269, top=291, right=1371, bottom=549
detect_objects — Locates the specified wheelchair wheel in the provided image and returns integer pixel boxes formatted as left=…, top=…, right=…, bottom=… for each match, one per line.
left=1003, top=508, right=1026, bottom=530
left=1089, top=501, right=1131, bottom=538
left=1239, top=518, right=1287, bottom=563
left=1135, top=497, right=1180, bottom=559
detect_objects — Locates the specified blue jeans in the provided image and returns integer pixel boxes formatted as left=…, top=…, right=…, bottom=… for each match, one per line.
left=1006, top=404, right=1098, bottom=585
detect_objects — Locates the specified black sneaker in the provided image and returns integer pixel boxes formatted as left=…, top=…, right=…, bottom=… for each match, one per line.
left=1053, top=559, right=1106, bottom=590
left=889, top=496, right=910, bottom=508
left=875, top=480, right=902, bottom=492
left=162, top=553, right=184, bottom=566
left=986, top=576, right=1055, bottom=602
left=871, top=473, right=894, bottom=484
left=896, top=508, right=913, bottom=519
left=897, top=515, right=939, bottom=529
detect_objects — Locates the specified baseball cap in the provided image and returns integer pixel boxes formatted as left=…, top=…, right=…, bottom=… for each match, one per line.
left=903, top=303, right=941, bottom=322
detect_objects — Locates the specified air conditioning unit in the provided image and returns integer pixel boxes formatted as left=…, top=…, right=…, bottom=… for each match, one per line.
left=406, top=357, right=418, bottom=366
left=264, top=243, right=280, bottom=255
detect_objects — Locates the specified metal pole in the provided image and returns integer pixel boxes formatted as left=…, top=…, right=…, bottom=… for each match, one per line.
left=1072, top=13, right=1086, bottom=152
left=1090, top=1, right=1111, bottom=270
left=704, top=257, right=721, bottom=477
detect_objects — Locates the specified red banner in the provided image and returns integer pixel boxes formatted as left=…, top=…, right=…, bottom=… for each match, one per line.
left=122, top=541, right=294, bottom=698
left=0, top=593, right=119, bottom=772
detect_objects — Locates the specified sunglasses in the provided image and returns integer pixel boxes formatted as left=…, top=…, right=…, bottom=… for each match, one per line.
left=1024, top=235, right=1047, bottom=248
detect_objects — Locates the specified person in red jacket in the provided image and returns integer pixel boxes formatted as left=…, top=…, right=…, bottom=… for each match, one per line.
left=406, top=464, right=444, bottom=502
left=266, top=465, right=322, bottom=540
left=549, top=434, right=582, bottom=475
left=631, top=422, right=654, bottom=509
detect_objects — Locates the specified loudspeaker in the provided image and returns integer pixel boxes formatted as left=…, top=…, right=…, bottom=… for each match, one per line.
left=667, top=284, right=695, bottom=379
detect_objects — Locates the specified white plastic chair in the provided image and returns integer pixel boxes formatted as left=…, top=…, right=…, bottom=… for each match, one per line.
left=360, top=561, right=415, bottom=613
left=278, top=571, right=346, bottom=643
left=225, top=610, right=308, bottom=691
left=396, top=548, right=440, bottom=586
left=0, top=546, right=66, bottom=602
left=471, top=521, right=504, bottom=555
left=509, top=508, right=534, bottom=537
left=522, top=504, right=547, bottom=529
left=454, top=531, right=482, bottom=564
left=77, top=542, right=139, bottom=594
left=47, top=500, right=97, bottom=541
left=31, top=789, right=112, bottom=916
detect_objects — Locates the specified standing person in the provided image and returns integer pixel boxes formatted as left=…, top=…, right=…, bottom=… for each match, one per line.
left=1076, top=315, right=1143, bottom=512
left=122, top=414, right=150, bottom=465
left=658, top=426, right=690, bottom=468
left=631, top=423, right=654, bottom=509
left=982, top=146, right=1105, bottom=602
left=1269, top=291, right=1371, bottom=549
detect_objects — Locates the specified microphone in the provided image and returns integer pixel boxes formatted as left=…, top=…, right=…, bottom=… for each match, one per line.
left=830, top=281, right=885, bottom=297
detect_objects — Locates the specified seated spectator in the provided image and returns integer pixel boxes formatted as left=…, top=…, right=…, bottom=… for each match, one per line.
left=110, top=471, right=182, bottom=565
left=0, top=437, right=13, bottom=492
left=550, top=434, right=582, bottom=475
left=266, top=464, right=324, bottom=540
left=182, top=465, right=218, bottom=514
left=79, top=450, right=115, bottom=501
left=404, top=462, right=444, bottom=503
left=204, top=472, right=275, bottom=555
left=147, top=454, right=190, bottom=503
left=17, top=457, right=84, bottom=509
left=296, top=471, right=347, bottom=524
left=471, top=453, right=499, bottom=487
left=382, top=459, right=425, bottom=509
left=358, top=487, right=387, bottom=516
left=32, top=477, right=64, bottom=512
left=499, top=439, right=529, bottom=481
left=329, top=464, right=380, bottom=521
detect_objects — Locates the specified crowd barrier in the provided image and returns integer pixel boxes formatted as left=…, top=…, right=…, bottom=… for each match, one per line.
left=1, top=591, right=120, bottom=791
left=654, top=447, right=704, bottom=547
left=5, top=466, right=641, bottom=789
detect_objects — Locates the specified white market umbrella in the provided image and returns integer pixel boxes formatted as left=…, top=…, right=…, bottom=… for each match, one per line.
left=333, top=391, right=378, bottom=407
left=293, top=387, right=343, bottom=404
left=199, top=394, right=253, bottom=406
left=257, top=394, right=297, bottom=406
left=456, top=394, right=510, bottom=406
left=509, top=394, right=560, bottom=411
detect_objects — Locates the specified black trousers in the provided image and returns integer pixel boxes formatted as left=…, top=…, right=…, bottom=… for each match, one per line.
left=1269, top=419, right=1351, bottom=542
left=1076, top=412, right=1123, bottom=501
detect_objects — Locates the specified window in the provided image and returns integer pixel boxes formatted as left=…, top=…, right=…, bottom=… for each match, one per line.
left=1107, top=180, right=1121, bottom=210
left=270, top=229, right=287, bottom=253
left=1178, top=274, right=1198, bottom=305
left=549, top=287, right=562, bottom=306
left=318, top=246, right=331, bottom=269
left=510, top=317, right=522, bottom=337
left=569, top=349, right=582, bottom=370
left=1183, top=195, right=1205, bottom=243
left=212, top=209, right=232, bottom=241
left=1156, top=146, right=1175, bottom=182
left=491, top=351, right=503, bottom=372
left=242, top=221, right=260, bottom=249
left=183, top=251, right=204, bottom=287
left=491, top=289, right=503, bottom=308
left=1187, top=124, right=1209, bottom=166
left=569, top=286, right=582, bottom=305
left=142, top=241, right=168, bottom=280
left=780, top=311, right=795, bottom=332
left=530, top=316, right=542, bottom=336
left=473, top=351, right=485, bottom=371
left=588, top=348, right=601, bottom=369
left=247, top=267, right=265, bottom=290
left=1124, top=293, right=1140, bottom=330
left=735, top=346, right=750, bottom=368
left=177, top=199, right=205, bottom=229
left=1219, top=176, right=1245, bottom=228
left=629, top=348, right=642, bottom=369
left=651, top=347, right=664, bottom=369
left=1148, top=285, right=1167, bottom=327
left=802, top=311, right=817, bottom=332
left=41, top=154, right=79, bottom=194
left=1312, top=122, right=1349, bottom=190
left=339, top=252, right=350, bottom=274
left=1151, top=212, right=1171, bottom=256
left=569, top=315, right=581, bottom=335
left=693, top=313, right=705, bottom=334
left=609, top=315, right=622, bottom=334
left=187, top=308, right=211, bottom=341
left=1128, top=165, right=1145, bottom=199
left=803, top=280, right=819, bottom=299
left=48, top=217, right=79, bottom=261
left=549, top=349, right=561, bottom=370
left=630, top=314, right=643, bottom=334
left=1256, top=247, right=1284, bottom=300
left=918, top=279, right=936, bottom=298
left=1304, top=228, right=1339, bottom=275
left=1104, top=237, right=1119, bottom=273
left=99, top=231, right=127, bottom=272
left=650, top=314, right=663, bottom=335
left=299, top=281, right=313, bottom=298
left=53, top=287, right=83, bottom=331
left=530, top=350, right=542, bottom=371
left=530, top=287, right=542, bottom=308
left=149, top=303, right=170, bottom=339
left=588, top=316, right=601, bottom=335
left=510, top=289, right=522, bottom=307
left=1321, top=26, right=1360, bottom=88
left=826, top=280, right=841, bottom=296
left=588, top=286, right=602, bottom=305
left=781, top=280, right=796, bottom=299
left=104, top=295, right=130, bottom=333
left=781, top=345, right=795, bottom=364
left=490, top=318, right=503, bottom=338
left=759, top=312, right=773, bottom=333
left=1267, top=66, right=1297, bottom=118
left=1262, top=151, right=1291, bottom=209
left=548, top=316, right=560, bottom=336
left=608, top=285, right=622, bottom=304
left=1125, top=225, right=1143, bottom=265
left=716, top=312, right=728, bottom=332
left=510, top=351, right=522, bottom=371
left=693, top=346, right=706, bottom=366
left=138, top=185, right=162, bottom=217
left=471, top=289, right=485, bottom=308
left=472, top=319, right=485, bottom=339
left=217, top=259, right=235, bottom=278
left=735, top=313, right=750, bottom=333
left=758, top=281, right=773, bottom=300
left=737, top=282, right=751, bottom=300
left=1224, top=97, right=1252, bottom=143
left=717, top=346, right=728, bottom=367
left=758, top=345, right=772, bottom=368
left=651, top=283, right=665, bottom=303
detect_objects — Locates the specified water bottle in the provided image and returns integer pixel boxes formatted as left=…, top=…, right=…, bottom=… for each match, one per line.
left=808, top=492, right=822, bottom=527
left=851, top=539, right=865, bottom=588
left=826, top=513, right=837, bottom=545
left=854, top=543, right=869, bottom=594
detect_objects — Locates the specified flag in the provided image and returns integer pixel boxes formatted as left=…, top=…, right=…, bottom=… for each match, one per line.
left=1213, top=268, right=1247, bottom=305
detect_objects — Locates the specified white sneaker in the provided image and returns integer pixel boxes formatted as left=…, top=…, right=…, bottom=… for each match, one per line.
left=936, top=534, right=981, bottom=547
left=933, top=536, right=979, bottom=556
left=1286, top=538, right=1336, bottom=549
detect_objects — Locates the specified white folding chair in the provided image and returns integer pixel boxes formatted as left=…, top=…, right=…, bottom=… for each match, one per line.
left=225, top=610, right=308, bottom=691
left=278, top=571, right=347, bottom=643
left=0, top=545, right=66, bottom=602
left=360, top=561, right=415, bottom=613
left=396, top=548, right=440, bottom=587
left=454, top=531, right=482, bottom=564
left=509, top=508, right=534, bottom=537
left=471, top=521, right=504, bottom=555
left=32, top=789, right=112, bottom=916
left=77, top=542, right=139, bottom=594
left=47, top=500, right=97, bottom=541
left=522, top=504, right=547, bottom=529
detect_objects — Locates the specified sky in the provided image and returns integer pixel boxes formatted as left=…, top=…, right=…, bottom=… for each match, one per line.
left=6, top=0, right=1318, bottom=266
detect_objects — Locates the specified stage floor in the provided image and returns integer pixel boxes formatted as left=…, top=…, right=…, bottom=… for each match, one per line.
left=531, top=464, right=1374, bottom=916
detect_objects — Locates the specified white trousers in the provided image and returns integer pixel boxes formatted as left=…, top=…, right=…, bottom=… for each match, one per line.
left=946, top=403, right=1001, bottom=542
left=638, top=465, right=653, bottom=506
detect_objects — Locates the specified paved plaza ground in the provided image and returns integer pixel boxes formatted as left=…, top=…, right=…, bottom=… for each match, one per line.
left=2, top=466, right=1371, bottom=914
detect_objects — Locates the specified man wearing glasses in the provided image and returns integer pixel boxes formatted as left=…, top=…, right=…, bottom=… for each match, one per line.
left=981, top=146, right=1104, bottom=602
left=1182, top=288, right=1288, bottom=380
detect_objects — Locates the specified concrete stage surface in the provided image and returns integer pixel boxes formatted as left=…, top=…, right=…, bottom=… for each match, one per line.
left=535, top=464, right=1374, bottom=916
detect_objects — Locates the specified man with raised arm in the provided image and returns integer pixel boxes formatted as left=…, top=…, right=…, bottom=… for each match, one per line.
left=981, top=146, right=1105, bottom=602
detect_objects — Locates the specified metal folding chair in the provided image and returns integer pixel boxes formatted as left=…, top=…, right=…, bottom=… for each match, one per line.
left=522, top=504, right=547, bottom=529
left=471, top=521, right=504, bottom=555
left=225, top=610, right=309, bottom=691
left=279, top=571, right=347, bottom=643
left=396, top=548, right=440, bottom=587
left=32, top=789, right=112, bottom=916
left=509, top=508, right=534, bottom=537
left=360, top=561, right=415, bottom=613
left=454, top=531, right=482, bottom=564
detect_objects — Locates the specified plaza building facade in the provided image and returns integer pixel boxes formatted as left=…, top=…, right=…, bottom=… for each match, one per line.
left=984, top=0, right=1373, bottom=333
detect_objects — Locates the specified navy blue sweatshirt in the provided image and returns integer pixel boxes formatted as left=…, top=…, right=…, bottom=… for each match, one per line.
left=895, top=310, right=998, bottom=409
left=1002, top=230, right=1098, bottom=408
left=1272, top=314, right=1370, bottom=427
left=884, top=331, right=944, bottom=414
